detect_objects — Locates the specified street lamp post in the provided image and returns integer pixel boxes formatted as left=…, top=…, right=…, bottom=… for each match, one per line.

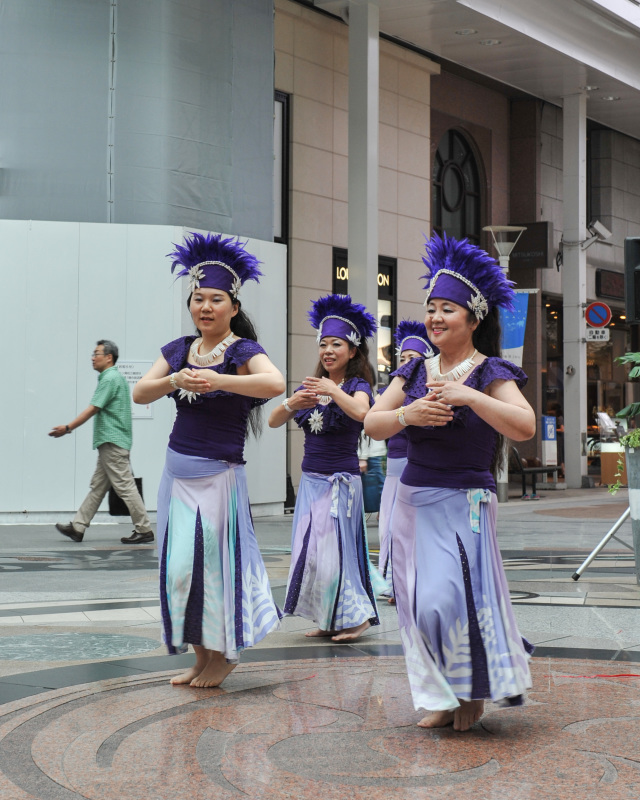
left=483, top=225, right=527, bottom=504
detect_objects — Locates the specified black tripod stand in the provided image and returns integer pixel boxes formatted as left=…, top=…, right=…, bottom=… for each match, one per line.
left=571, top=507, right=634, bottom=580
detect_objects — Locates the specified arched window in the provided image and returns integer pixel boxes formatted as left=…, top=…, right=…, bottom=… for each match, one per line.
left=432, top=130, right=481, bottom=244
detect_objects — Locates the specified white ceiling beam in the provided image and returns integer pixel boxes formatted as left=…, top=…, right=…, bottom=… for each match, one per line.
left=457, top=0, right=640, bottom=91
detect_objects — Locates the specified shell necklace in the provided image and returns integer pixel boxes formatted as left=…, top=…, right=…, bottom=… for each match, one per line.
left=427, top=349, right=477, bottom=381
left=318, top=380, right=345, bottom=406
left=189, top=333, right=235, bottom=366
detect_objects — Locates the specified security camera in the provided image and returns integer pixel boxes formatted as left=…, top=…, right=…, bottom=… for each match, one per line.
left=588, top=220, right=613, bottom=240
left=581, top=220, right=613, bottom=250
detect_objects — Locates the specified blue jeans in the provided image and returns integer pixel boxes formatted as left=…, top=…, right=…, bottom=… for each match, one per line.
left=362, top=456, right=386, bottom=513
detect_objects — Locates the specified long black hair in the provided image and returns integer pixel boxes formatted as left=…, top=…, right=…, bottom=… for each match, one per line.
left=472, top=306, right=502, bottom=358
left=469, top=307, right=505, bottom=475
left=314, top=338, right=375, bottom=388
left=187, top=293, right=263, bottom=438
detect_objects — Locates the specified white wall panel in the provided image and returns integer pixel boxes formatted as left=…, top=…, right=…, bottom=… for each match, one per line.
left=0, top=221, right=31, bottom=510
left=240, top=237, right=288, bottom=508
left=0, top=220, right=287, bottom=517
left=74, top=223, right=129, bottom=510
left=24, top=222, right=81, bottom=512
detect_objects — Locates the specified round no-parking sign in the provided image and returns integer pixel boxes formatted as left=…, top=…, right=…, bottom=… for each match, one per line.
left=585, top=301, right=612, bottom=327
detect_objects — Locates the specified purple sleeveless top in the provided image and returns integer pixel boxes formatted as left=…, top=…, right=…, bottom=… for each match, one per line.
left=294, top=377, right=373, bottom=475
left=161, top=336, right=268, bottom=464
left=378, top=383, right=408, bottom=459
left=387, top=429, right=408, bottom=460
left=392, top=357, right=527, bottom=492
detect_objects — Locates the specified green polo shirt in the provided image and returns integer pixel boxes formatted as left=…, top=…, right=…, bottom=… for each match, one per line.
left=90, top=366, right=133, bottom=450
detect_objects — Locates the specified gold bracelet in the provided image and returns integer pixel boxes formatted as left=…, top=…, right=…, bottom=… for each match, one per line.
left=395, top=407, right=408, bottom=427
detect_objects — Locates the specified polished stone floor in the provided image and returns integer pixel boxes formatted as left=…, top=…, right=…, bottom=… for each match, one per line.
left=1, top=484, right=640, bottom=798
left=2, top=656, right=640, bottom=799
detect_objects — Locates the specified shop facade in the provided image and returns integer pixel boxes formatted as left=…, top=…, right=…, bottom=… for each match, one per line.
left=275, top=0, right=640, bottom=488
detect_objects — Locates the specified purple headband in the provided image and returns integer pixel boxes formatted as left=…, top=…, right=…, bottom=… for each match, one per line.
left=318, top=316, right=362, bottom=346
left=399, top=336, right=433, bottom=357
left=187, top=261, right=242, bottom=297
left=421, top=234, right=515, bottom=319
left=424, top=270, right=489, bottom=320
left=309, top=294, right=377, bottom=347
left=394, top=320, right=434, bottom=358
left=170, top=232, right=262, bottom=299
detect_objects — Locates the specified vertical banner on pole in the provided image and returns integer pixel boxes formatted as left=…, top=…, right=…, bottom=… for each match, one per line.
left=500, top=290, right=530, bottom=368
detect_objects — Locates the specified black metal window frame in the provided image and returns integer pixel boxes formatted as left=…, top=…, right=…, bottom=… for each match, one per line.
left=274, top=91, right=290, bottom=244
left=432, top=129, right=481, bottom=245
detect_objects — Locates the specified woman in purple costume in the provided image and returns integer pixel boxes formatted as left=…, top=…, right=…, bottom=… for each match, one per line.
left=269, top=294, right=382, bottom=642
left=134, top=233, right=285, bottom=688
left=377, top=320, right=435, bottom=602
left=366, top=234, right=535, bottom=731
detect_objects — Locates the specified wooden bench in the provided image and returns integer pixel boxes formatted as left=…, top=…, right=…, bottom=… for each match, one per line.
left=509, top=446, right=558, bottom=499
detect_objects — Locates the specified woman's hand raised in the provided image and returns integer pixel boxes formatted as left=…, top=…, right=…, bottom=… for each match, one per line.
left=302, top=376, right=339, bottom=400
left=426, top=380, right=477, bottom=409
left=287, top=389, right=318, bottom=410
left=404, top=393, right=454, bottom=427
left=176, top=368, right=211, bottom=394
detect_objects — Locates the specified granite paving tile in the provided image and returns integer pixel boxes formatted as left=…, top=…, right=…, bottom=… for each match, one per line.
left=21, top=612, right=90, bottom=624
left=1, top=657, right=639, bottom=799
left=584, top=597, right=640, bottom=607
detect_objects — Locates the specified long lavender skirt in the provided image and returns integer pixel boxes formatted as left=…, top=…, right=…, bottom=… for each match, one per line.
left=157, top=448, right=281, bottom=662
left=377, top=456, right=407, bottom=597
left=391, top=484, right=533, bottom=711
left=284, top=471, right=381, bottom=631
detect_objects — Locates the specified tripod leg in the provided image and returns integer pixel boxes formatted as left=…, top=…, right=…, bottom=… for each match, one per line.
left=572, top=507, right=631, bottom=580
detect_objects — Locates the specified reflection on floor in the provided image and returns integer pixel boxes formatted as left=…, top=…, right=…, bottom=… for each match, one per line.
left=2, top=656, right=640, bottom=799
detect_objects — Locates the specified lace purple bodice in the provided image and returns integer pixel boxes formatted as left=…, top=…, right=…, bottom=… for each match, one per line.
left=391, top=356, right=528, bottom=491
left=293, top=376, right=373, bottom=475
left=161, top=336, right=269, bottom=463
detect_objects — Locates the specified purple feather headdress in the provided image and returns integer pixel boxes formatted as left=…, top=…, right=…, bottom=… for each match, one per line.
left=394, top=319, right=434, bottom=358
left=308, top=294, right=377, bottom=347
left=169, top=231, right=262, bottom=298
left=421, top=233, right=515, bottom=319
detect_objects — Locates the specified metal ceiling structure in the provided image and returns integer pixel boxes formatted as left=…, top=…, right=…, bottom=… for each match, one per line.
left=316, top=0, right=640, bottom=138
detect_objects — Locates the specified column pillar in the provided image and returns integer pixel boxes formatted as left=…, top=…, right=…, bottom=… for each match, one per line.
left=562, top=93, right=589, bottom=488
left=347, top=1, right=379, bottom=319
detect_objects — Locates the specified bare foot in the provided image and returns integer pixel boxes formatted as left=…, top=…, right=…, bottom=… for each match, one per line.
left=331, top=620, right=370, bottom=642
left=170, top=666, right=204, bottom=686
left=387, top=597, right=396, bottom=605
left=190, top=651, right=236, bottom=688
left=170, top=645, right=210, bottom=685
left=417, top=710, right=455, bottom=728
left=305, top=628, right=337, bottom=638
left=453, top=699, right=484, bottom=731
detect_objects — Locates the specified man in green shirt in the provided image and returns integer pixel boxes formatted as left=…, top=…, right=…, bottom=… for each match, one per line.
left=49, top=340, right=154, bottom=544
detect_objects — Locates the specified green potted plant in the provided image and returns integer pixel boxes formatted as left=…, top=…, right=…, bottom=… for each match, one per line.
left=608, top=351, right=640, bottom=495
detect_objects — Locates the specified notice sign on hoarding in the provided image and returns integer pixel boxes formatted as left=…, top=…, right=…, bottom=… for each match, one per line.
left=117, top=361, right=153, bottom=419
left=586, top=327, right=610, bottom=341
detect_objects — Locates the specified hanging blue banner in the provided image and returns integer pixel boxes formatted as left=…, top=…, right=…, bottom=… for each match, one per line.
left=500, top=291, right=530, bottom=368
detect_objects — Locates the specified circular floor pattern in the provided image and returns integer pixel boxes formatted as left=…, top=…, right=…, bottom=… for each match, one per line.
left=0, top=632, right=160, bottom=661
left=1, top=656, right=640, bottom=799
